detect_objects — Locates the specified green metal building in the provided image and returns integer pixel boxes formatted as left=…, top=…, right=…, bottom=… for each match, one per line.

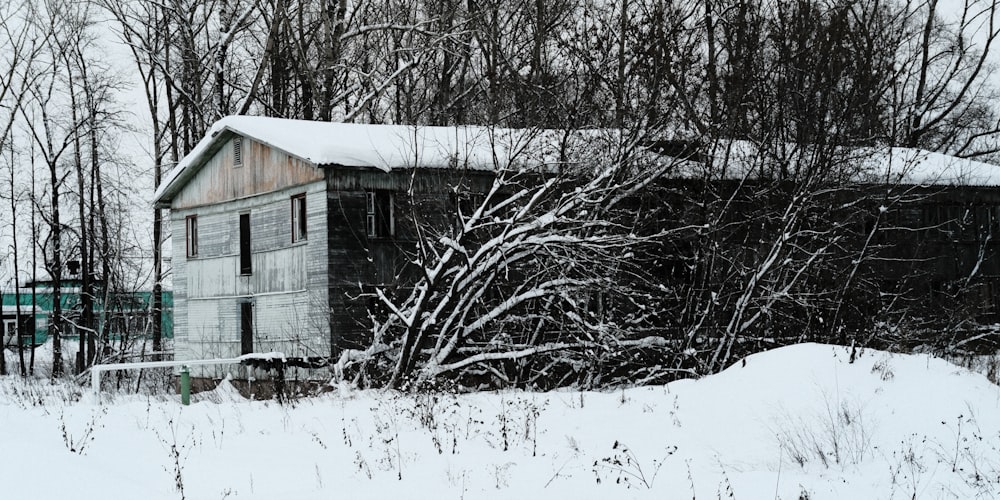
left=1, top=281, right=173, bottom=346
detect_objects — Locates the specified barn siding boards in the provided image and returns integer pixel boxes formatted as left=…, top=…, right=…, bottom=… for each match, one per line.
left=171, top=135, right=325, bottom=210
left=177, top=184, right=324, bottom=297
left=325, top=185, right=370, bottom=353
left=170, top=169, right=329, bottom=373
left=321, top=167, right=497, bottom=352
left=164, top=123, right=498, bottom=374
left=324, top=166, right=494, bottom=194
left=304, top=188, right=332, bottom=357
left=874, top=185, right=1000, bottom=278
left=171, top=212, right=191, bottom=363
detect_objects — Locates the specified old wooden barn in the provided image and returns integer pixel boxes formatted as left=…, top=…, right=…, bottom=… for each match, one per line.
left=154, top=118, right=1000, bottom=382
left=152, top=117, right=567, bottom=377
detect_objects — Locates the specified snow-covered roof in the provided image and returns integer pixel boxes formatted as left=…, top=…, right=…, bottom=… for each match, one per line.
left=153, top=116, right=1000, bottom=207
left=689, top=141, right=1000, bottom=187
left=874, top=148, right=1000, bottom=186
left=153, top=116, right=611, bottom=206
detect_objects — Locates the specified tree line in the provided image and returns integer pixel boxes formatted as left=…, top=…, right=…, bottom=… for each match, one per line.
left=0, top=1, right=152, bottom=377
left=2, top=0, right=1000, bottom=384
left=101, top=0, right=1000, bottom=154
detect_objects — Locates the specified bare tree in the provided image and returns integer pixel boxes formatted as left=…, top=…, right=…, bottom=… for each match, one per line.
left=0, top=1, right=42, bottom=376
left=102, top=0, right=175, bottom=358
left=15, top=0, right=98, bottom=377
left=895, top=0, right=1000, bottom=157
left=335, top=129, right=688, bottom=389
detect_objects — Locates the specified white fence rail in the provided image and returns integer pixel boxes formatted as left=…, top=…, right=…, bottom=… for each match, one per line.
left=90, top=353, right=286, bottom=403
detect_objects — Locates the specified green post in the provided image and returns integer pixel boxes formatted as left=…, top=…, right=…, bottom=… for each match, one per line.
left=180, top=365, right=190, bottom=406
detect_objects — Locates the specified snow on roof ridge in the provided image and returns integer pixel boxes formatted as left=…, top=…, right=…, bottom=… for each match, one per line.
left=691, top=140, right=1000, bottom=186
left=880, top=147, right=1000, bottom=186
left=152, top=116, right=621, bottom=205
left=213, top=116, right=506, bottom=169
left=153, top=117, right=1000, bottom=206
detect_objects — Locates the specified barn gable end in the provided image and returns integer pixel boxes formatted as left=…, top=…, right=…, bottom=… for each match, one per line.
left=167, top=133, right=330, bottom=378
left=170, top=133, right=326, bottom=210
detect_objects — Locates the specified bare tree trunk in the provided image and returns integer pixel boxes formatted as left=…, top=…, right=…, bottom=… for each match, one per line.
left=614, top=0, right=628, bottom=128
left=43, top=114, right=64, bottom=378
left=152, top=104, right=164, bottom=360
left=29, top=148, right=37, bottom=376
left=67, top=60, right=93, bottom=374
left=8, top=141, right=26, bottom=376
left=704, top=0, right=720, bottom=128
left=81, top=51, right=102, bottom=365
left=94, top=133, right=113, bottom=358
left=319, top=0, right=348, bottom=121
left=0, top=288, right=5, bottom=375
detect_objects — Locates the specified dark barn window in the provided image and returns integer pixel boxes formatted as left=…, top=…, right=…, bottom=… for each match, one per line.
left=185, top=215, right=198, bottom=257
left=366, top=190, right=393, bottom=238
left=240, top=213, right=252, bottom=275
left=292, top=193, right=307, bottom=242
left=240, top=301, right=253, bottom=354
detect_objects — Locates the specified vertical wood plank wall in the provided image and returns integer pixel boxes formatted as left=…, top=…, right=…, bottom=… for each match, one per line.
left=170, top=136, right=329, bottom=378
left=169, top=135, right=497, bottom=379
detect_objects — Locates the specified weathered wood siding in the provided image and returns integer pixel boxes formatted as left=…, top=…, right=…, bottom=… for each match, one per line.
left=325, top=184, right=370, bottom=352
left=871, top=185, right=1000, bottom=320
left=172, top=134, right=325, bottom=210
left=170, top=138, right=329, bottom=378
left=324, top=167, right=495, bottom=350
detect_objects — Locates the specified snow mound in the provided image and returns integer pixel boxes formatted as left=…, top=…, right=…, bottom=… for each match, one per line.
left=195, top=375, right=246, bottom=403
left=2, top=343, right=998, bottom=499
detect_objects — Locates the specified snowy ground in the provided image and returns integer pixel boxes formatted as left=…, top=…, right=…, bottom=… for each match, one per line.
left=2, top=343, right=999, bottom=499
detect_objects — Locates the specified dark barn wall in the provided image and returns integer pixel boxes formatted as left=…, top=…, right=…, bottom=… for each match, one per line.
left=324, top=167, right=495, bottom=354
left=873, top=185, right=1000, bottom=324
left=592, top=175, right=1000, bottom=363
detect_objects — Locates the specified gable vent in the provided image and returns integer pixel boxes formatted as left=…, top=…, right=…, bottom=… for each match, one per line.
left=233, top=137, right=243, bottom=167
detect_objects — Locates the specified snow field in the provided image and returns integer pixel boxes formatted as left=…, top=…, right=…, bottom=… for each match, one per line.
left=1, top=343, right=999, bottom=499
